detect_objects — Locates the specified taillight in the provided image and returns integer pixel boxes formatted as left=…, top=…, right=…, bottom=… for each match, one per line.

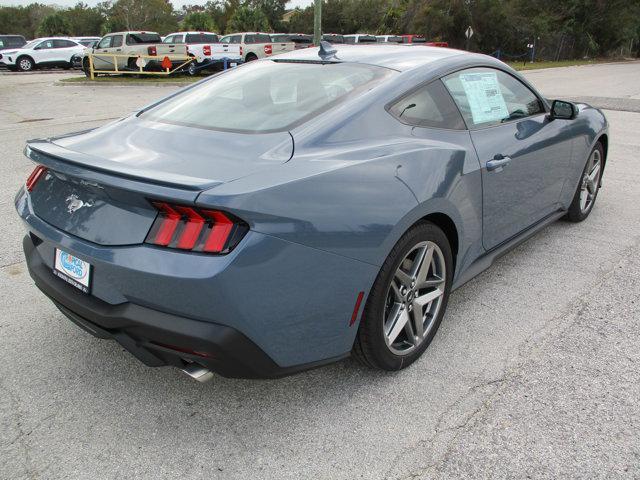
left=264, top=44, right=272, bottom=55
left=26, top=165, right=47, bottom=192
left=203, top=45, right=211, bottom=56
left=145, top=202, right=247, bottom=254
left=147, top=45, right=157, bottom=56
left=239, top=46, right=243, bottom=56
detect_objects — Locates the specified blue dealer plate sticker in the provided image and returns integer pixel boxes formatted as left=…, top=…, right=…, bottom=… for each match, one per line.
left=53, top=249, right=91, bottom=293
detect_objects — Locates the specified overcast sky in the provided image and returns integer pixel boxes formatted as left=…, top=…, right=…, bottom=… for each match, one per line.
left=0, top=0, right=314, bottom=8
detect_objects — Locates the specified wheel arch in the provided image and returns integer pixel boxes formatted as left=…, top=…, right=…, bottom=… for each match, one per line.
left=597, top=133, right=608, bottom=175
left=418, top=212, right=459, bottom=273
left=16, top=54, right=35, bottom=68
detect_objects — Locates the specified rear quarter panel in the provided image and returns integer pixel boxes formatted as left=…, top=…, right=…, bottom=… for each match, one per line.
left=197, top=73, right=484, bottom=283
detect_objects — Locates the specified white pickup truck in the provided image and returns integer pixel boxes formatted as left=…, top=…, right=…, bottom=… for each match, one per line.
left=83, top=31, right=188, bottom=74
left=218, top=32, right=294, bottom=63
left=162, top=31, right=242, bottom=74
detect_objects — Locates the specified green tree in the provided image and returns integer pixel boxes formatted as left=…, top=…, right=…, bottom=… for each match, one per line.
left=63, top=2, right=104, bottom=36
left=250, top=0, right=287, bottom=31
left=0, top=4, right=56, bottom=38
left=182, top=11, right=218, bottom=31
left=286, top=7, right=313, bottom=33
left=37, top=12, right=72, bottom=36
left=227, top=5, right=269, bottom=32
left=108, top=0, right=178, bottom=34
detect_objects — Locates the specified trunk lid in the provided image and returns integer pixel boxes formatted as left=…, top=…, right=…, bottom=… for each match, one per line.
left=27, top=116, right=293, bottom=245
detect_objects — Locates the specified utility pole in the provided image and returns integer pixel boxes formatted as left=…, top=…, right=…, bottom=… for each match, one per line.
left=314, top=0, right=322, bottom=46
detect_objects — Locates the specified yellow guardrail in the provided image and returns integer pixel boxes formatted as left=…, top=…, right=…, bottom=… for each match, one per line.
left=87, top=52, right=194, bottom=79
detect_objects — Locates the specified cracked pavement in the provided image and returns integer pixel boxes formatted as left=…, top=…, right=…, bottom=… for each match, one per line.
left=1, top=62, right=640, bottom=479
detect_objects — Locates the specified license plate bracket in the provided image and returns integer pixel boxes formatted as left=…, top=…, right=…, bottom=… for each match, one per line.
left=53, top=248, right=92, bottom=294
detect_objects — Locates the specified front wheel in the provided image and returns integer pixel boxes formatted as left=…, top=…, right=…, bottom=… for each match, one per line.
left=17, top=56, right=34, bottom=72
left=353, top=222, right=453, bottom=371
left=566, top=142, right=604, bottom=222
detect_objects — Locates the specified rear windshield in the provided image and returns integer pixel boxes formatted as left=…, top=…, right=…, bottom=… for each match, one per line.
left=323, top=35, right=344, bottom=43
left=127, top=33, right=161, bottom=45
left=357, top=36, right=378, bottom=43
left=144, top=61, right=393, bottom=133
left=186, top=33, right=218, bottom=43
left=271, top=34, right=290, bottom=42
left=291, top=35, right=312, bottom=44
left=246, top=34, right=271, bottom=44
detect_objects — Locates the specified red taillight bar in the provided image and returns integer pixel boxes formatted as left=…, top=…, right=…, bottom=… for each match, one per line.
left=147, top=46, right=157, bottom=56
left=26, top=165, right=47, bottom=192
left=146, top=201, right=247, bottom=254
left=202, top=45, right=211, bottom=56
left=174, top=206, right=205, bottom=250
left=201, top=210, right=233, bottom=253
left=151, top=202, right=181, bottom=246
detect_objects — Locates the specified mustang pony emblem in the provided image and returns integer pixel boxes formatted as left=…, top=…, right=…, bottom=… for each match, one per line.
left=65, top=194, right=94, bottom=214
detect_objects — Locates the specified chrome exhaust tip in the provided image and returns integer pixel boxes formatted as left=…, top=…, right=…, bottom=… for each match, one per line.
left=181, top=363, right=214, bottom=383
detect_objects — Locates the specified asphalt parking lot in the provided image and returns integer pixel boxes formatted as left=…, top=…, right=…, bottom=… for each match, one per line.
left=1, top=62, right=639, bottom=479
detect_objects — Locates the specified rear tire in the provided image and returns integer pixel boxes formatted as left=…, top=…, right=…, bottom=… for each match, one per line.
left=187, top=59, right=198, bottom=76
left=566, top=142, right=604, bottom=222
left=353, top=222, right=453, bottom=371
left=82, top=57, right=91, bottom=77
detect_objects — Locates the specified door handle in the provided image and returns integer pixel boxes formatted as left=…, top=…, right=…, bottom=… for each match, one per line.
left=486, top=154, right=512, bottom=172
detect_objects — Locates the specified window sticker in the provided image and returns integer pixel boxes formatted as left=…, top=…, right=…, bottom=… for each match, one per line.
left=459, top=72, right=508, bottom=124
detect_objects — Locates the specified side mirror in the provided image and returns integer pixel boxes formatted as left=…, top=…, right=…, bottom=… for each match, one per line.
left=549, top=100, right=578, bottom=120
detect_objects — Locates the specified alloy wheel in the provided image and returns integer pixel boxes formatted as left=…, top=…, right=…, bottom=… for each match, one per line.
left=580, top=148, right=602, bottom=213
left=19, top=58, right=33, bottom=71
left=383, top=241, right=446, bottom=355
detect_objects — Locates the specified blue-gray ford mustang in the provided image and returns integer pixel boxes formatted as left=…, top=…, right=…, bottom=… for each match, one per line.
left=15, top=44, right=608, bottom=381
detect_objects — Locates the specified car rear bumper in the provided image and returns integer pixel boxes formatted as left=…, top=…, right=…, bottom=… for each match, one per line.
left=17, top=186, right=378, bottom=378
left=24, top=233, right=348, bottom=378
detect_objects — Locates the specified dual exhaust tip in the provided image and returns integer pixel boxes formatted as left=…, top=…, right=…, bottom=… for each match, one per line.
left=181, top=363, right=214, bottom=383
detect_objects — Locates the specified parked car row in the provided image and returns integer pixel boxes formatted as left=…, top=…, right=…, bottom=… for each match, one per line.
left=0, top=30, right=447, bottom=74
left=0, top=37, right=85, bottom=71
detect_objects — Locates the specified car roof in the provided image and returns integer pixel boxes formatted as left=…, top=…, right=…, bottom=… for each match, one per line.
left=29, top=37, right=78, bottom=42
left=272, top=44, right=468, bottom=71
left=108, top=31, right=160, bottom=35
left=168, top=31, right=218, bottom=35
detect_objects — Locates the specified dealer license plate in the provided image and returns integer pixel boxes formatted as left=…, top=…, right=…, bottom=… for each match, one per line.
left=53, top=248, right=91, bottom=293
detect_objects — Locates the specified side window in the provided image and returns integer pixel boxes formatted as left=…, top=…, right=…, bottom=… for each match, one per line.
left=255, top=34, right=271, bottom=43
left=37, top=40, right=55, bottom=49
left=172, top=34, right=187, bottom=44
left=163, top=35, right=175, bottom=44
left=443, top=68, right=544, bottom=127
left=389, top=80, right=466, bottom=130
left=97, top=36, right=112, bottom=49
left=245, top=34, right=256, bottom=44
left=221, top=35, right=240, bottom=44
left=344, top=37, right=355, bottom=44
left=111, top=35, right=123, bottom=48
